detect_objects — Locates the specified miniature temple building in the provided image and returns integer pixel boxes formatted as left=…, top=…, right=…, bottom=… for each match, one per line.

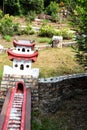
left=4, top=40, right=39, bottom=77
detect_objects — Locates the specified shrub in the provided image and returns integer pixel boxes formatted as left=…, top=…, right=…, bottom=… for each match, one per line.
left=18, top=23, right=35, bottom=35
left=38, top=24, right=74, bottom=39
left=38, top=24, right=56, bottom=37
left=3, top=35, right=11, bottom=42
left=60, top=29, right=75, bottom=40
left=51, top=12, right=59, bottom=22
left=25, top=24, right=35, bottom=35
left=45, top=2, right=59, bottom=22
left=0, top=14, right=19, bottom=36
left=25, top=11, right=36, bottom=22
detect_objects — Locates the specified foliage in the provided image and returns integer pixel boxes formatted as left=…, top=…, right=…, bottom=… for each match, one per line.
left=38, top=24, right=74, bottom=39
left=0, top=9, right=3, bottom=19
left=39, top=37, right=51, bottom=43
left=3, top=35, right=11, bottom=42
left=18, top=24, right=35, bottom=35
left=1, top=0, right=69, bottom=16
left=38, top=24, right=56, bottom=37
left=25, top=11, right=36, bottom=22
left=65, top=0, right=77, bottom=13
left=46, top=1, right=59, bottom=15
left=4, top=0, right=22, bottom=15
left=66, top=0, right=87, bottom=66
left=59, top=29, right=75, bottom=39
left=31, top=113, right=68, bottom=130
left=51, top=12, right=59, bottom=22
left=4, top=0, right=44, bottom=15
left=28, top=0, right=44, bottom=14
left=45, top=1, right=59, bottom=22
left=24, top=23, right=35, bottom=35
left=0, top=14, right=19, bottom=36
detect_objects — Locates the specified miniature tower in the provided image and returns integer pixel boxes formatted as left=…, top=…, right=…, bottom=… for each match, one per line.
left=4, top=40, right=39, bottom=77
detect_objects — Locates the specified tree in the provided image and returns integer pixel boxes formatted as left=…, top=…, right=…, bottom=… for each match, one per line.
left=45, top=1, right=59, bottom=22
left=66, top=0, right=87, bottom=66
left=4, top=0, right=22, bottom=15
left=28, top=0, right=44, bottom=14
left=3, top=0, right=44, bottom=15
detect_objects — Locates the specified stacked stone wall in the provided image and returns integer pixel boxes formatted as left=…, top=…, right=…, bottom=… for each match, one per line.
left=38, top=73, right=87, bottom=113
left=0, top=74, right=39, bottom=111
left=0, top=73, right=87, bottom=113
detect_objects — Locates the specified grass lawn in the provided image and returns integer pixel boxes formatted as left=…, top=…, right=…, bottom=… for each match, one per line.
left=33, top=46, right=85, bottom=77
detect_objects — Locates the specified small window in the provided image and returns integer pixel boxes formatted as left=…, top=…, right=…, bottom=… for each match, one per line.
left=27, top=49, right=30, bottom=52
left=26, top=65, right=29, bottom=68
left=15, top=64, right=18, bottom=67
left=18, top=48, right=20, bottom=51
left=22, top=48, right=25, bottom=52
left=20, top=64, right=24, bottom=70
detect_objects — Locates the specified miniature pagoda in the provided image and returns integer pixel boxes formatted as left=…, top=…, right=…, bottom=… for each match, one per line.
left=4, top=40, right=39, bottom=77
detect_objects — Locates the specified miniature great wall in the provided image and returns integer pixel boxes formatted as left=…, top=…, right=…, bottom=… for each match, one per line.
left=0, top=40, right=87, bottom=129
left=0, top=40, right=39, bottom=130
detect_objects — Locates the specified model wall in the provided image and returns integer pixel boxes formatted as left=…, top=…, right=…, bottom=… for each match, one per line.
left=0, top=73, right=87, bottom=113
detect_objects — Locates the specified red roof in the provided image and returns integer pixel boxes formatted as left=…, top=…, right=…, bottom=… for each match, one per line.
left=13, top=40, right=35, bottom=47
left=7, top=49, right=38, bottom=62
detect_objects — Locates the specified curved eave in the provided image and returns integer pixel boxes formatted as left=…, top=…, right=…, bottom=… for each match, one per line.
left=13, top=40, right=35, bottom=47
left=7, top=49, right=38, bottom=62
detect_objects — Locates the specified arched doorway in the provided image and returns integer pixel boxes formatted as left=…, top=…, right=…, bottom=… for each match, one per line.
left=22, top=48, right=25, bottom=52
left=17, top=82, right=24, bottom=93
left=16, top=82, right=26, bottom=94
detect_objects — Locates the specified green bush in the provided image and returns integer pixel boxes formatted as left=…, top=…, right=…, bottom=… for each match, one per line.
left=51, top=12, right=59, bottom=22
left=38, top=24, right=56, bottom=37
left=25, top=24, right=35, bottom=35
left=45, top=2, right=59, bottom=22
left=3, top=35, right=11, bottom=42
left=18, top=23, right=35, bottom=35
left=38, top=24, right=74, bottom=39
left=60, top=29, right=75, bottom=40
left=0, top=14, right=19, bottom=36
left=25, top=11, right=36, bottom=22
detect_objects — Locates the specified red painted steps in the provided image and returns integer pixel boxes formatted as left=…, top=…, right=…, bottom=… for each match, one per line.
left=7, top=93, right=24, bottom=129
left=2, top=82, right=28, bottom=130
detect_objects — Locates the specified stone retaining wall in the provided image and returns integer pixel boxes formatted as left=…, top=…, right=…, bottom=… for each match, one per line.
left=38, top=73, right=87, bottom=113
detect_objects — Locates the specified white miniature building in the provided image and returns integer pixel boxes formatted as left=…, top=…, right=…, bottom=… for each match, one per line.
left=4, top=40, right=39, bottom=77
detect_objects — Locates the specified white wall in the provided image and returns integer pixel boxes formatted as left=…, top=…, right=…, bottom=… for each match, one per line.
left=13, top=46, right=34, bottom=54
left=13, top=59, right=32, bottom=71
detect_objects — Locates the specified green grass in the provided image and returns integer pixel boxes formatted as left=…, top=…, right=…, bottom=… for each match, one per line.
left=0, top=52, right=12, bottom=83
left=3, top=35, right=11, bottom=42
left=31, top=111, right=68, bottom=130
left=33, top=47, right=85, bottom=77
left=38, top=37, right=51, bottom=44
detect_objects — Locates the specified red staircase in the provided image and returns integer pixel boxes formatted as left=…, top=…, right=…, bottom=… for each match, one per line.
left=1, top=82, right=29, bottom=130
